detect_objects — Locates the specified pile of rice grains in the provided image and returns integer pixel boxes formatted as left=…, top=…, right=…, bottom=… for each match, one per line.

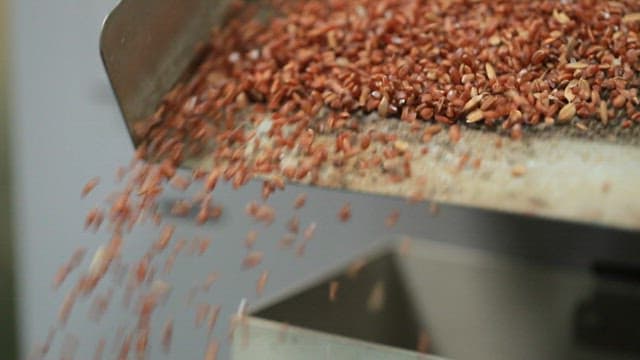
left=36, top=0, right=640, bottom=358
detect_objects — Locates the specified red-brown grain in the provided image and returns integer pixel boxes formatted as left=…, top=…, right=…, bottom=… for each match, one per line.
left=329, top=281, right=339, bottom=302
left=204, top=339, right=219, bottom=360
left=242, top=251, right=264, bottom=269
left=161, top=318, right=174, bottom=353
left=385, top=210, right=400, bottom=228
left=338, top=202, right=352, bottom=222
left=293, top=193, right=307, bottom=209
left=82, top=177, right=100, bottom=198
left=256, top=270, right=269, bottom=296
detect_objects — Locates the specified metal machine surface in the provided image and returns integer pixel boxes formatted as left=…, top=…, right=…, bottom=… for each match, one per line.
left=100, top=0, right=640, bottom=231
left=236, top=239, right=640, bottom=360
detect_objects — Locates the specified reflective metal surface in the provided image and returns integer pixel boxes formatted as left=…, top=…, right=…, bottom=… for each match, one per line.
left=100, top=0, right=233, bottom=145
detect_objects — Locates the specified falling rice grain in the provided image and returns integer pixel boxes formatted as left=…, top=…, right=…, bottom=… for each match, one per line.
left=93, top=338, right=105, bottom=360
left=303, top=222, right=317, bottom=241
left=245, top=230, right=258, bottom=249
left=399, top=237, right=412, bottom=256
left=53, top=247, right=86, bottom=289
left=196, top=303, right=211, bottom=328
left=287, top=215, right=300, bottom=233
left=60, top=334, right=78, bottom=360
left=162, top=318, right=174, bottom=354
left=243, top=251, right=264, bottom=269
left=278, top=233, right=296, bottom=249
left=385, top=210, right=400, bottom=228
left=347, top=259, right=366, bottom=279
left=338, top=202, right=352, bottom=222
left=366, top=281, right=386, bottom=313
left=81, top=177, right=100, bottom=198
left=135, top=328, right=149, bottom=360
left=256, top=270, right=269, bottom=296
left=329, top=281, right=339, bottom=302
left=429, top=201, right=440, bottom=216
left=204, top=339, right=219, bottom=360
left=202, top=271, right=219, bottom=292
left=118, top=334, right=132, bottom=360
left=84, top=208, right=104, bottom=232
left=293, top=193, right=307, bottom=209
left=207, top=306, right=221, bottom=336
left=198, top=237, right=212, bottom=255
left=170, top=200, right=192, bottom=217
left=295, top=241, right=307, bottom=257
left=58, top=290, right=77, bottom=325
left=154, top=225, right=175, bottom=252
left=417, top=330, right=430, bottom=353
left=169, top=174, right=191, bottom=191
